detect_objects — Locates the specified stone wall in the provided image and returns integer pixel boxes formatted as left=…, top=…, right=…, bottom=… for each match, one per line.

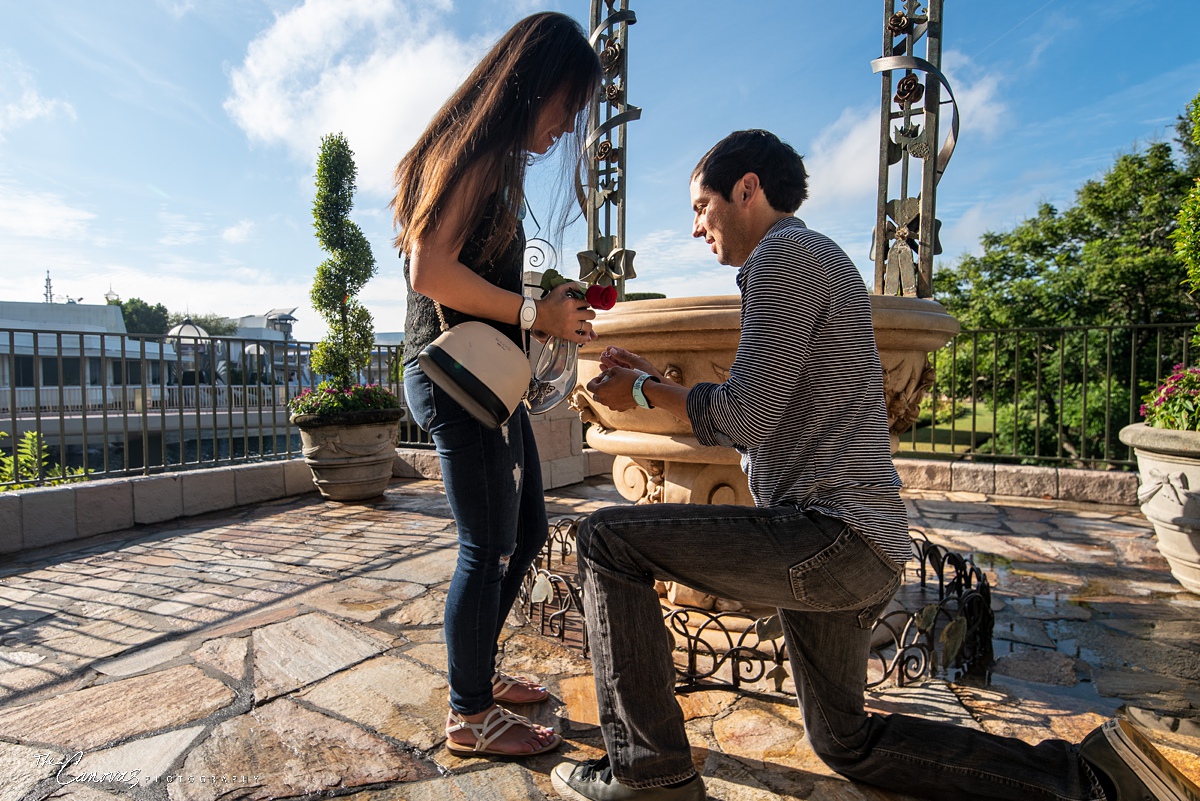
left=391, top=402, right=613, bottom=491
left=0, top=460, right=318, bottom=554
left=0, top=427, right=616, bottom=555
left=0, top=451, right=1134, bottom=556
left=893, top=457, right=1139, bottom=505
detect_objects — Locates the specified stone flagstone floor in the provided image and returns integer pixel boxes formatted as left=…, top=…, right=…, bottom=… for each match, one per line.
left=0, top=476, right=1198, bottom=800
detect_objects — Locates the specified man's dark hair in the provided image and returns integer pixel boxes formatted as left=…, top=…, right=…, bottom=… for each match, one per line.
left=691, top=129, right=809, bottom=213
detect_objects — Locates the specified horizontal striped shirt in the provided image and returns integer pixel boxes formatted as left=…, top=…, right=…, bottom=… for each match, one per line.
left=686, top=216, right=910, bottom=567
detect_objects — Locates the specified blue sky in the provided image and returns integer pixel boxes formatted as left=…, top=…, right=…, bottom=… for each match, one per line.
left=1, top=0, right=1197, bottom=342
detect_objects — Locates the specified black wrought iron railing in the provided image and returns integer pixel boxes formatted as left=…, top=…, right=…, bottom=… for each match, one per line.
left=0, top=328, right=431, bottom=489
left=4, top=320, right=1195, bottom=488
left=896, top=321, right=1196, bottom=469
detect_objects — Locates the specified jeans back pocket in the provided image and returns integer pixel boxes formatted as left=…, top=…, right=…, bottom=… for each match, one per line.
left=789, top=523, right=901, bottom=614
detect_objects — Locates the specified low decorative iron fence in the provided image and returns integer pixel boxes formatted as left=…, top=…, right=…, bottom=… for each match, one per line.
left=520, top=517, right=994, bottom=692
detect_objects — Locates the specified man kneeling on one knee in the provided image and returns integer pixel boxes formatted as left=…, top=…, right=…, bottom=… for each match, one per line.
left=550, top=129, right=1200, bottom=801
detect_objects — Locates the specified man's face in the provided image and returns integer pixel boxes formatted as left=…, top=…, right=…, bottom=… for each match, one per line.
left=691, top=176, right=752, bottom=267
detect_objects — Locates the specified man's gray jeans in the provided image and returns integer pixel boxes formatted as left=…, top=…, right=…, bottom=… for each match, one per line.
left=576, top=501, right=1097, bottom=801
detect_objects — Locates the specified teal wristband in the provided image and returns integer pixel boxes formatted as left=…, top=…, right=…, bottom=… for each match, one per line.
left=632, top=372, right=660, bottom=409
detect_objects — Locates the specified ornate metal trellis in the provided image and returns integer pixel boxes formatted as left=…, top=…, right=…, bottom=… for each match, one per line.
left=871, top=0, right=960, bottom=298
left=576, top=0, right=641, bottom=300
left=519, top=519, right=994, bottom=693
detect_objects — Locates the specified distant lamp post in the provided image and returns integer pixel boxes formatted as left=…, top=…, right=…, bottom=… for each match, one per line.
left=168, top=317, right=210, bottom=381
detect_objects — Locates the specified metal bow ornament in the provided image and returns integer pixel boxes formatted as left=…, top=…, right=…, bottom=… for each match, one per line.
left=577, top=234, right=636, bottom=285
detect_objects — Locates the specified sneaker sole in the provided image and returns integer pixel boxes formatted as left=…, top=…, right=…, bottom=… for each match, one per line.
left=1104, top=718, right=1200, bottom=801
left=550, top=765, right=593, bottom=801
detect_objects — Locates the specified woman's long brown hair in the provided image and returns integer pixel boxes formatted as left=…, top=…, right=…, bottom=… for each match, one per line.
left=391, top=12, right=601, bottom=265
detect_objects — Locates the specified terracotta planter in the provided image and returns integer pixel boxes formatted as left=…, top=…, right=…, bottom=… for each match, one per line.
left=291, top=407, right=402, bottom=501
left=1119, top=422, right=1200, bottom=593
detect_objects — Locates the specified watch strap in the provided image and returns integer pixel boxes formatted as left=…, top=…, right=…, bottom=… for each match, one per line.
left=632, top=372, right=659, bottom=409
left=518, top=296, right=538, bottom=330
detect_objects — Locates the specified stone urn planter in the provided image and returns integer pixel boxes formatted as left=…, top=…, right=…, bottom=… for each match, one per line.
left=291, top=408, right=402, bottom=501
left=569, top=294, right=959, bottom=506
left=1119, top=423, right=1200, bottom=593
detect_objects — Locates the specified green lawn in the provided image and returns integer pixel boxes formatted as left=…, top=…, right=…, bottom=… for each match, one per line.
left=894, top=408, right=996, bottom=456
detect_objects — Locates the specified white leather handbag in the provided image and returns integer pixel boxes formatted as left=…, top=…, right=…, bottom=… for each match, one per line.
left=418, top=302, right=532, bottom=430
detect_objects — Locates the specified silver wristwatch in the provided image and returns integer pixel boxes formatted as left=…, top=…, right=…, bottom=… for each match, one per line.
left=518, top=297, right=538, bottom=330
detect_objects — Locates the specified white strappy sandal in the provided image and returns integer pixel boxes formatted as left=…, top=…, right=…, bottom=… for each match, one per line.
left=445, top=705, right=562, bottom=756
left=492, top=670, right=550, bottom=703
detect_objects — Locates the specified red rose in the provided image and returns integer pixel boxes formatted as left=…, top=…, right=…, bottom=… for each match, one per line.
left=586, top=284, right=618, bottom=310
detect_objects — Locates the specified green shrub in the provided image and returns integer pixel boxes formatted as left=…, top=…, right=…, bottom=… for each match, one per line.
left=1, top=432, right=85, bottom=491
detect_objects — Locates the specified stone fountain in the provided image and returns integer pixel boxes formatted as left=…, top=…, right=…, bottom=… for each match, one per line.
left=554, top=0, right=963, bottom=621
left=570, top=0, right=960, bottom=517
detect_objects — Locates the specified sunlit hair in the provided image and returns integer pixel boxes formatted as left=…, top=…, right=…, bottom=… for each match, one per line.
left=692, top=129, right=810, bottom=213
left=391, top=12, right=601, bottom=264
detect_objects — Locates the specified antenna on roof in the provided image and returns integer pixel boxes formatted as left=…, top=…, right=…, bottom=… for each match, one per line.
left=44, top=271, right=53, bottom=303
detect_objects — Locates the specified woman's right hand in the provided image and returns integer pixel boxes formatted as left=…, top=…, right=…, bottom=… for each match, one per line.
left=534, top=282, right=597, bottom=344
left=598, top=346, right=665, bottom=382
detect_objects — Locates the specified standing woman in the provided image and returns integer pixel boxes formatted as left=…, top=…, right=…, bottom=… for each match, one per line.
left=392, top=12, right=601, bottom=757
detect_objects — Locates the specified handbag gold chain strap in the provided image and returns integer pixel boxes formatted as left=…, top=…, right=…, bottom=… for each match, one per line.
left=433, top=300, right=449, bottom=334
left=431, top=299, right=529, bottom=354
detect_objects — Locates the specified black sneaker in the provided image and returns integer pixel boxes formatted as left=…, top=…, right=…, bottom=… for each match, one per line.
left=551, top=755, right=706, bottom=801
left=1079, top=718, right=1200, bottom=801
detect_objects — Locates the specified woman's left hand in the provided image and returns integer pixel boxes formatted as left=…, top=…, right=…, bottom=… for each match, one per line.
left=534, top=282, right=598, bottom=344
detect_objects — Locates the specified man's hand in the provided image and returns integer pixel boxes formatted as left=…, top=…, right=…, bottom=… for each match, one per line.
left=586, top=366, right=641, bottom=412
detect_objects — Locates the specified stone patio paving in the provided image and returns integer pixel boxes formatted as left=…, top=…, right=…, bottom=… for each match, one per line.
left=0, top=476, right=1199, bottom=800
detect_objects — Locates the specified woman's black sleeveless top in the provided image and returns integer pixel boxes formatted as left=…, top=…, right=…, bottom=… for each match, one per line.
left=402, top=198, right=526, bottom=365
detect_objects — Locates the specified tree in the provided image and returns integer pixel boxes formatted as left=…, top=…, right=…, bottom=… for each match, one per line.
left=929, top=107, right=1200, bottom=465
left=1174, top=90, right=1200, bottom=347
left=167, top=312, right=237, bottom=337
left=117, top=298, right=170, bottom=335
left=935, top=142, right=1197, bottom=331
left=309, top=132, right=377, bottom=390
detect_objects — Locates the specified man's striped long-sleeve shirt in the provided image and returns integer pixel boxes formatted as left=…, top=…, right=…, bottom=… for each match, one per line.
left=686, top=216, right=910, bottom=567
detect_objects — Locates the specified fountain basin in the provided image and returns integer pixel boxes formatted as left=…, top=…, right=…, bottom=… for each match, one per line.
left=570, top=293, right=959, bottom=505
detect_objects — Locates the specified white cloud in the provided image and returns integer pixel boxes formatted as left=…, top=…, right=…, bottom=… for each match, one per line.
left=627, top=228, right=740, bottom=298
left=225, top=0, right=478, bottom=197
left=0, top=53, right=75, bottom=136
left=942, top=50, right=1006, bottom=143
left=158, top=211, right=206, bottom=246
left=940, top=187, right=1047, bottom=260
left=803, top=105, right=880, bottom=214
left=221, top=219, right=256, bottom=244
left=156, top=0, right=195, bottom=18
left=0, top=182, right=94, bottom=239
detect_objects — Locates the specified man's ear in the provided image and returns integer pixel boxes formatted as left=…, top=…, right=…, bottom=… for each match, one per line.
left=738, top=173, right=761, bottom=204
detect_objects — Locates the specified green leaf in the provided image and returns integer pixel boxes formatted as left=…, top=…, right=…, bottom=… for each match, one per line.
left=940, top=616, right=967, bottom=667
left=538, top=269, right=576, bottom=295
